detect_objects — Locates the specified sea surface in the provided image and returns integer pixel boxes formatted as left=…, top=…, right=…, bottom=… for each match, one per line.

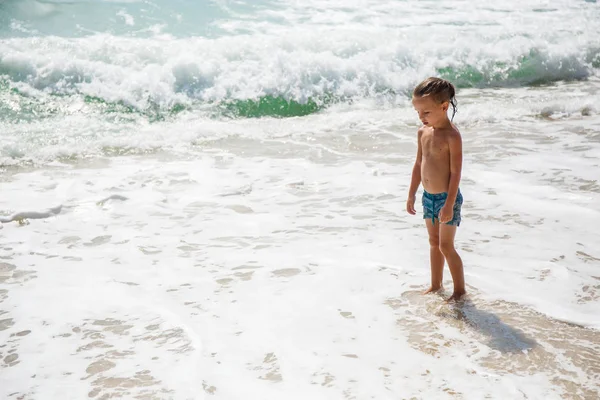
left=1, top=0, right=600, bottom=399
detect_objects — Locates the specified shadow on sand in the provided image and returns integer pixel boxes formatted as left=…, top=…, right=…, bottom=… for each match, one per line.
left=439, top=298, right=537, bottom=354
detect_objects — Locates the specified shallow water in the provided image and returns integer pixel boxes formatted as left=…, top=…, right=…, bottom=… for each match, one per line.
left=2, top=96, right=600, bottom=397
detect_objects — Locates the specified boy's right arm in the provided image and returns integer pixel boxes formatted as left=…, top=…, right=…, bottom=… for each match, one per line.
left=406, top=128, right=423, bottom=215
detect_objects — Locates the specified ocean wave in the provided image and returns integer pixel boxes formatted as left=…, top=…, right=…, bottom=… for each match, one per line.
left=437, top=49, right=595, bottom=88
left=0, top=33, right=598, bottom=120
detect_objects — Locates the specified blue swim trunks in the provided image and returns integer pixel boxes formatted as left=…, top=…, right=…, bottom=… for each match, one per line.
left=422, top=189, right=463, bottom=226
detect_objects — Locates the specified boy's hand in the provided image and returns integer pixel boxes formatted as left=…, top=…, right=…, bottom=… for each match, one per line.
left=406, top=196, right=416, bottom=215
left=439, top=204, right=454, bottom=223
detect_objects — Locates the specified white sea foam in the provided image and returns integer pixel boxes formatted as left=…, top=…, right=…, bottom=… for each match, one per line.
left=0, top=204, right=62, bottom=223
left=1, top=79, right=599, bottom=167
left=116, top=10, right=135, bottom=26
left=0, top=143, right=599, bottom=398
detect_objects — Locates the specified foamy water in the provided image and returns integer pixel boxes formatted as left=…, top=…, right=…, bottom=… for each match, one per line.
left=1, top=0, right=600, bottom=399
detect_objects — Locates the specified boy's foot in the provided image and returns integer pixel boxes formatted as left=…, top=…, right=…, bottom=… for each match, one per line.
left=423, top=286, right=443, bottom=295
left=446, top=291, right=466, bottom=303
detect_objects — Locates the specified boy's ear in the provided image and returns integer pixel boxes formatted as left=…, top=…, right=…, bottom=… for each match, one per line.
left=441, top=101, right=449, bottom=112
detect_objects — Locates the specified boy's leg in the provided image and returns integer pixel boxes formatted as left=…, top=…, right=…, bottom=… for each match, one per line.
left=439, top=224, right=465, bottom=301
left=424, top=218, right=444, bottom=293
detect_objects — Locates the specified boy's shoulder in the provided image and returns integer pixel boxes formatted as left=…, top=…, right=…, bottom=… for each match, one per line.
left=443, top=124, right=461, bottom=140
left=446, top=125, right=462, bottom=152
left=417, top=125, right=430, bottom=137
left=417, top=125, right=460, bottom=138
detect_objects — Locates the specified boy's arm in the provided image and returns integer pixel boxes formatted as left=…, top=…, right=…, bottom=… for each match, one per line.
left=446, top=131, right=463, bottom=206
left=407, top=128, right=424, bottom=199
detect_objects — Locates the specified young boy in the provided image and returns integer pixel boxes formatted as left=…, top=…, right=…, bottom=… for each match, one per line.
left=406, top=77, right=466, bottom=302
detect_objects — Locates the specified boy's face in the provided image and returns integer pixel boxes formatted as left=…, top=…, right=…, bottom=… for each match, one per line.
left=412, top=95, right=449, bottom=127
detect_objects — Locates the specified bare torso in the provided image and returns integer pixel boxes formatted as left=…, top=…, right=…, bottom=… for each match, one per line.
left=420, top=126, right=454, bottom=194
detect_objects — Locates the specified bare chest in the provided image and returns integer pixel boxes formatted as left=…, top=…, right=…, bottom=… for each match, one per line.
left=421, top=133, right=448, bottom=159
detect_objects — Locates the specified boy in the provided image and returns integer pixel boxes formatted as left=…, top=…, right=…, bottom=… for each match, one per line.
left=406, top=77, right=465, bottom=302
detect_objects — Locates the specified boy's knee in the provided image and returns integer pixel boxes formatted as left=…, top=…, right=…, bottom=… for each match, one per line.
left=439, top=242, right=454, bottom=255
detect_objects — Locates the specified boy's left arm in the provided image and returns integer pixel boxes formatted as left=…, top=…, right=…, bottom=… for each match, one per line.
left=440, top=132, right=462, bottom=223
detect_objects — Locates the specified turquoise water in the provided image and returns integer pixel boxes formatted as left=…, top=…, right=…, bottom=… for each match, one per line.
left=0, top=0, right=232, bottom=38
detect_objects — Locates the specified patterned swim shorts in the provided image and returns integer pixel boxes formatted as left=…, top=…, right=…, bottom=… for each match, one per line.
left=422, top=189, right=463, bottom=226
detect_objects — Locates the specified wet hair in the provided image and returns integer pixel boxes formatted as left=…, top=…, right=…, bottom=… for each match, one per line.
left=413, top=77, right=458, bottom=121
